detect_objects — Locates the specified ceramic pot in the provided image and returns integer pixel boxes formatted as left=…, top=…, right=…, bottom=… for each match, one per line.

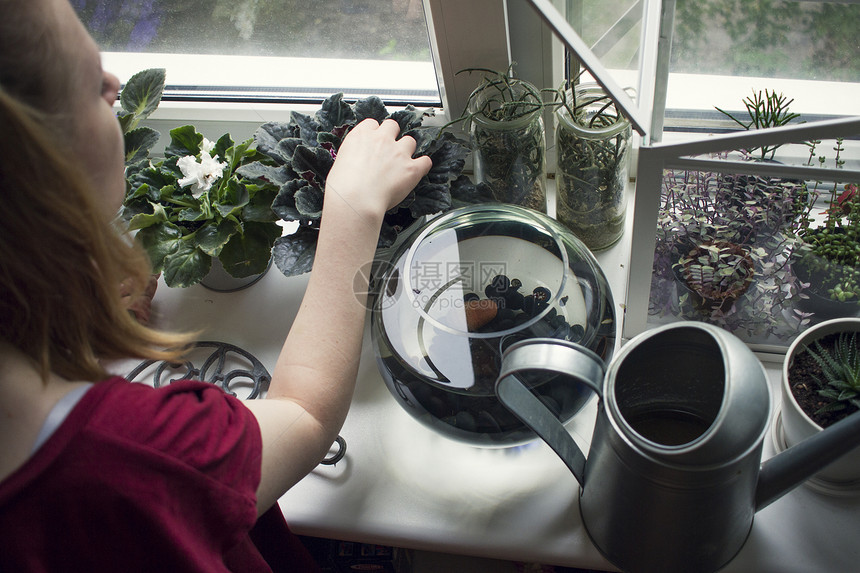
left=200, top=256, right=271, bottom=292
left=779, top=317, right=860, bottom=487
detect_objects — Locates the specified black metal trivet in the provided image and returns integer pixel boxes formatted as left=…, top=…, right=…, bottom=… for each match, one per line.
left=126, top=341, right=346, bottom=465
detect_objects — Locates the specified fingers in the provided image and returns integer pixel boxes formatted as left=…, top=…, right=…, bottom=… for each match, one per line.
left=379, top=117, right=402, bottom=136
left=413, top=153, right=433, bottom=173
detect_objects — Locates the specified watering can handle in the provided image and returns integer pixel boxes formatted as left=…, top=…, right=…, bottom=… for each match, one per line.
left=495, top=338, right=605, bottom=487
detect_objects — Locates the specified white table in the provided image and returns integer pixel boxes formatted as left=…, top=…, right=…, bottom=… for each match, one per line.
left=121, top=227, right=859, bottom=573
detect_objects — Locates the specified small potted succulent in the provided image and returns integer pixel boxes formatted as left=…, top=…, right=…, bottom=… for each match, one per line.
left=715, top=89, right=802, bottom=162
left=715, top=89, right=809, bottom=239
left=443, top=67, right=548, bottom=212
left=781, top=317, right=860, bottom=485
left=122, top=127, right=282, bottom=289
left=674, top=240, right=756, bottom=315
left=793, top=139, right=860, bottom=317
left=237, top=93, right=477, bottom=277
left=554, top=81, right=631, bottom=251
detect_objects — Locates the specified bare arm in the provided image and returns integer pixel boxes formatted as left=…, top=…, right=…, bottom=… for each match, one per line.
left=243, top=119, right=432, bottom=514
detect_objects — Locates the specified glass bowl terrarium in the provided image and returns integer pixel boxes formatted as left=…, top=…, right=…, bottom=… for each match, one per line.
left=371, top=203, right=616, bottom=446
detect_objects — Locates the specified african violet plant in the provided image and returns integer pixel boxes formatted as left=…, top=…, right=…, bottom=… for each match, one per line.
left=237, top=93, right=478, bottom=277
left=122, top=127, right=281, bottom=288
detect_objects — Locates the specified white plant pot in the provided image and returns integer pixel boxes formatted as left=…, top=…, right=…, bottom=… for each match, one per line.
left=780, top=318, right=860, bottom=488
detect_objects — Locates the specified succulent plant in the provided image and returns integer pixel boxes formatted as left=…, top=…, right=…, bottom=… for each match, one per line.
left=804, top=331, right=860, bottom=413
left=675, top=241, right=757, bottom=314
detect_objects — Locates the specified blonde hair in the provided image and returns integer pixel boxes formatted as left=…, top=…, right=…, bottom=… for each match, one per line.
left=0, top=1, right=195, bottom=381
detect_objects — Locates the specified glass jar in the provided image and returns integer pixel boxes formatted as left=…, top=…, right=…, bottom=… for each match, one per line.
left=371, top=204, right=616, bottom=447
left=469, top=79, right=547, bottom=212
left=555, top=84, right=631, bottom=251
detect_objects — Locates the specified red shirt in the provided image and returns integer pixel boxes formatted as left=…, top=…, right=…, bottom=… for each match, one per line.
left=0, top=377, right=319, bottom=572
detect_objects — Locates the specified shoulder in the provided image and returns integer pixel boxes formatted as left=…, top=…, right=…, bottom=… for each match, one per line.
left=85, top=377, right=262, bottom=477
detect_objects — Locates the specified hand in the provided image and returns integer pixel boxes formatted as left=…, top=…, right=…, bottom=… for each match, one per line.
left=120, top=273, right=159, bottom=325
left=324, top=118, right=433, bottom=221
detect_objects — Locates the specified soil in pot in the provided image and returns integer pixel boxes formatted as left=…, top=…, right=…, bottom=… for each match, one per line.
left=787, top=332, right=860, bottom=428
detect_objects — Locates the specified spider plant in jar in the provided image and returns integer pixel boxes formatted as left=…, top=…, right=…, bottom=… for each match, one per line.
left=450, top=68, right=547, bottom=212
left=555, top=83, right=631, bottom=251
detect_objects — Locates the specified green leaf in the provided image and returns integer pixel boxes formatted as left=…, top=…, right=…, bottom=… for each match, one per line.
left=406, top=182, right=451, bottom=218
left=127, top=202, right=168, bottom=231
left=291, top=145, right=334, bottom=184
left=215, top=178, right=250, bottom=217
left=124, top=126, right=161, bottom=164
left=178, top=207, right=206, bottom=222
left=236, top=162, right=291, bottom=186
left=291, top=111, right=324, bottom=145
left=165, top=125, right=203, bottom=158
left=214, top=133, right=235, bottom=164
left=162, top=243, right=211, bottom=288
left=272, top=180, right=304, bottom=221
left=243, top=185, right=279, bottom=222
left=294, top=184, right=324, bottom=219
left=127, top=164, right=177, bottom=200
left=117, top=111, right=135, bottom=134
left=120, top=68, right=166, bottom=130
left=136, top=222, right=183, bottom=272
left=272, top=226, right=319, bottom=277
left=195, top=219, right=241, bottom=256
left=390, top=105, right=430, bottom=132
left=316, top=93, right=354, bottom=132
left=254, top=122, right=297, bottom=164
left=353, top=96, right=389, bottom=124
left=219, top=222, right=282, bottom=278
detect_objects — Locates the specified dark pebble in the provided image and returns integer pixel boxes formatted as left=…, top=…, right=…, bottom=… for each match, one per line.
left=505, top=290, right=525, bottom=310
left=533, top=286, right=552, bottom=303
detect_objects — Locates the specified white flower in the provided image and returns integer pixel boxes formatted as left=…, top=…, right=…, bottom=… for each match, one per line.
left=200, top=137, right=216, bottom=154
left=177, top=148, right=228, bottom=197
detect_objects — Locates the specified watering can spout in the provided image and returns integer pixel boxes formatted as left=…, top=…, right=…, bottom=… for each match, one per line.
left=755, top=410, right=860, bottom=511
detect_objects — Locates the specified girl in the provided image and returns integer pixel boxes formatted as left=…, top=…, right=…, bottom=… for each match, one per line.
left=0, top=0, right=432, bottom=570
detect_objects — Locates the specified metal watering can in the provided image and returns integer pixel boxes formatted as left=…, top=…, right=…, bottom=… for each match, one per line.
left=495, top=322, right=860, bottom=573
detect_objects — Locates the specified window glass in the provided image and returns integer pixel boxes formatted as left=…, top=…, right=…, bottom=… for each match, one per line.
left=667, top=1, right=860, bottom=122
left=72, top=0, right=439, bottom=104
left=570, top=0, right=642, bottom=71
left=672, top=0, right=858, bottom=82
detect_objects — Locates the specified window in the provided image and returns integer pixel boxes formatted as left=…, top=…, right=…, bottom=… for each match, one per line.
left=73, top=0, right=441, bottom=105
